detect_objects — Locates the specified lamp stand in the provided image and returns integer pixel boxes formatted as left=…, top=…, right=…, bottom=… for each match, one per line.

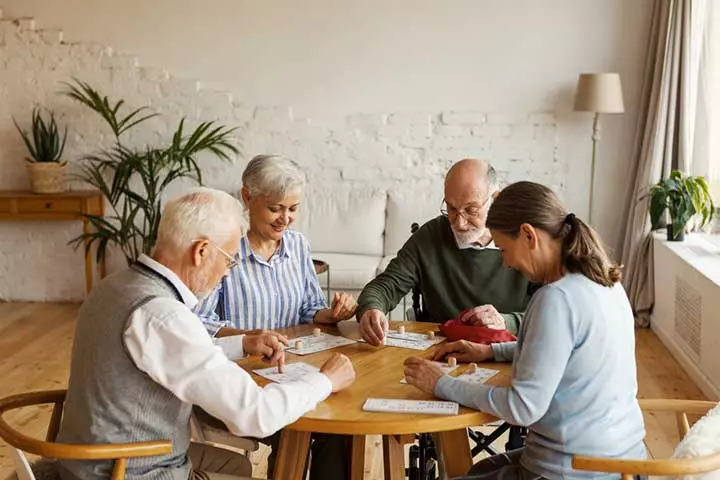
left=588, top=112, right=600, bottom=225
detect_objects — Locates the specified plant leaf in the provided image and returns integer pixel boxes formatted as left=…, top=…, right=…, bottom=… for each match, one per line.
left=69, top=81, right=241, bottom=261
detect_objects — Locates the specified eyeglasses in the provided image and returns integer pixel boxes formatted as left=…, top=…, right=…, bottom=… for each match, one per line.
left=193, top=239, right=239, bottom=270
left=215, top=245, right=240, bottom=270
left=440, top=196, right=492, bottom=222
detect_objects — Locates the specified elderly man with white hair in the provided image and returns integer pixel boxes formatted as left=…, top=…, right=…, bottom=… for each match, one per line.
left=194, top=155, right=359, bottom=480
left=56, top=188, right=356, bottom=480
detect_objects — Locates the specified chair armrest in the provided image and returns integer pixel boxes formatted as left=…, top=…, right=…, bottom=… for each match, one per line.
left=0, top=390, right=173, bottom=460
left=573, top=453, right=720, bottom=476
left=191, top=407, right=259, bottom=452
left=638, top=399, right=717, bottom=415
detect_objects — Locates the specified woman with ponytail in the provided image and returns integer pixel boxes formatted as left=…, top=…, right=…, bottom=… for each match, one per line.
left=403, top=181, right=646, bottom=480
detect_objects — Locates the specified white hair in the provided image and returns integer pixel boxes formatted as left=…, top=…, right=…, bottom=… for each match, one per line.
left=242, top=154, right=307, bottom=198
left=154, top=187, right=248, bottom=254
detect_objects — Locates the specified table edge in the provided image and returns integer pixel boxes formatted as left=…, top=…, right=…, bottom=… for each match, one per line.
left=286, top=410, right=501, bottom=435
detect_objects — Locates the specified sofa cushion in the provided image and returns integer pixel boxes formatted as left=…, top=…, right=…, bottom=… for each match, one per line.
left=311, top=252, right=382, bottom=291
left=294, top=186, right=386, bottom=257
left=672, top=402, right=720, bottom=479
left=377, top=255, right=396, bottom=275
left=385, top=183, right=444, bottom=256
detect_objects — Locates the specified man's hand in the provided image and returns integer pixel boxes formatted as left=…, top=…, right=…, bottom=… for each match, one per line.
left=242, top=331, right=289, bottom=372
left=320, top=353, right=356, bottom=392
left=359, top=309, right=388, bottom=346
left=331, top=292, right=358, bottom=321
left=458, top=305, right=506, bottom=330
left=431, top=340, right=493, bottom=363
left=403, top=357, right=445, bottom=394
left=216, top=326, right=251, bottom=338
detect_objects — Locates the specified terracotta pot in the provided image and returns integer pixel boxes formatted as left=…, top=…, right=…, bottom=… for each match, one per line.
left=26, top=161, right=67, bottom=194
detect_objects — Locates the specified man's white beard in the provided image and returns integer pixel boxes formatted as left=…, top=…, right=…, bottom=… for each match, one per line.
left=452, top=226, right=490, bottom=249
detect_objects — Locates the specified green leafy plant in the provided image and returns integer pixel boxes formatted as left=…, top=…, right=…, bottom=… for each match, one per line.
left=13, top=108, right=68, bottom=163
left=64, top=79, right=239, bottom=264
left=648, top=170, right=714, bottom=239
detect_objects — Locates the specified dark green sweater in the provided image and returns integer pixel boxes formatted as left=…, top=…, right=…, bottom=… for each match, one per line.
left=357, top=216, right=532, bottom=334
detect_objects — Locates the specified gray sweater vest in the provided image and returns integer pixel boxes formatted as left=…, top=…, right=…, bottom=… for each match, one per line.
left=57, top=264, right=193, bottom=480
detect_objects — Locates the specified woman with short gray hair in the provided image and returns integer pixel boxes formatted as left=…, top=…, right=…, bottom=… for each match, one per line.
left=195, top=154, right=357, bottom=331
left=194, top=154, right=356, bottom=480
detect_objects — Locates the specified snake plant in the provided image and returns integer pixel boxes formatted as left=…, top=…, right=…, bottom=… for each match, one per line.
left=13, top=108, right=68, bottom=163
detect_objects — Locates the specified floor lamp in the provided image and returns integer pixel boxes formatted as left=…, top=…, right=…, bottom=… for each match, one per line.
left=573, top=73, right=625, bottom=224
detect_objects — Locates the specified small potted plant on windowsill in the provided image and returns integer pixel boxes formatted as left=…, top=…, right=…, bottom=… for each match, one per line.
left=14, top=107, right=68, bottom=194
left=648, top=170, right=714, bottom=241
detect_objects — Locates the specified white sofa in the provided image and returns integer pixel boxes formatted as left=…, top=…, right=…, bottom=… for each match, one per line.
left=292, top=183, right=444, bottom=317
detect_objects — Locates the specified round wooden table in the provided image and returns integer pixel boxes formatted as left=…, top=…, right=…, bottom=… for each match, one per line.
left=236, top=320, right=511, bottom=480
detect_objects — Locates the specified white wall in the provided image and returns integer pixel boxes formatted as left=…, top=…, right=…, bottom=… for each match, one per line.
left=0, top=0, right=652, bottom=301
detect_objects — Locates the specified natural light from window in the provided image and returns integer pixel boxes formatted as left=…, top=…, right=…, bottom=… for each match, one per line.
left=706, top=2, right=720, bottom=203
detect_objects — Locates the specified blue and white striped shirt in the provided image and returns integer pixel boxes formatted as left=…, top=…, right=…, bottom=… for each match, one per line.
left=194, top=229, right=327, bottom=335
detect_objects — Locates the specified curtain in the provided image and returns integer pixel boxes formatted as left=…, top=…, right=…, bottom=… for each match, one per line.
left=618, top=0, right=709, bottom=327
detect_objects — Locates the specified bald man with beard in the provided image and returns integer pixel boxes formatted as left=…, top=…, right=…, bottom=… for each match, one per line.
left=357, top=159, right=533, bottom=347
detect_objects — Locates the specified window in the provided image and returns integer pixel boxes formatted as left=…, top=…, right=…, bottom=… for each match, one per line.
left=703, top=2, right=720, bottom=201
left=692, top=2, right=720, bottom=233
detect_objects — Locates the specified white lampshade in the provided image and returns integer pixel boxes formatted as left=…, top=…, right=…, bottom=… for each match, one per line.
left=573, top=73, right=625, bottom=113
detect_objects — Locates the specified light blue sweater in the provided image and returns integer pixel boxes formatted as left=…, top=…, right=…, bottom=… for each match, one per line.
left=436, top=273, right=647, bottom=479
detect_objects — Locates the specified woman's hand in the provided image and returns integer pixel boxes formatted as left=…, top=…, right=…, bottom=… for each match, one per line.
left=403, top=357, right=445, bottom=394
left=331, top=292, right=358, bottom=321
left=313, top=292, right=359, bottom=325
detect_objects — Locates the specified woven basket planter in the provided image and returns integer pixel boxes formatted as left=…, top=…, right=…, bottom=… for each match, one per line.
left=26, top=162, right=67, bottom=194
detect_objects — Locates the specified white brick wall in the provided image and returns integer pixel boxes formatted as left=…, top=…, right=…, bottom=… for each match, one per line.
left=0, top=17, right=566, bottom=301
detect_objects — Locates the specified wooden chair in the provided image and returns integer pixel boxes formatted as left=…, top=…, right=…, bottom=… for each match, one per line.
left=0, top=390, right=173, bottom=480
left=573, top=399, right=720, bottom=479
left=189, top=406, right=259, bottom=455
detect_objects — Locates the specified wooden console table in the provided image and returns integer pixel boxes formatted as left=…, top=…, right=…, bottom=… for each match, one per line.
left=0, top=190, right=106, bottom=294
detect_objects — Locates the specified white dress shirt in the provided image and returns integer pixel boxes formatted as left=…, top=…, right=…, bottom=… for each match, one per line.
left=123, top=254, right=333, bottom=439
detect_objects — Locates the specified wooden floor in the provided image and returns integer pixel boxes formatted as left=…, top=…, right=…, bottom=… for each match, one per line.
left=0, top=302, right=709, bottom=479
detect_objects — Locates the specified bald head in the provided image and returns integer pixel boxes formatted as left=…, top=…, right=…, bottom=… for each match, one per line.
left=444, top=159, right=497, bottom=205
left=442, top=159, right=497, bottom=247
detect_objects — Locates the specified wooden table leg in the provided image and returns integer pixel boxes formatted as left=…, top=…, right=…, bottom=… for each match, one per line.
left=437, top=428, right=472, bottom=477
left=83, top=220, right=92, bottom=293
left=275, top=429, right=312, bottom=480
left=383, top=434, right=405, bottom=480
left=351, top=435, right=366, bottom=480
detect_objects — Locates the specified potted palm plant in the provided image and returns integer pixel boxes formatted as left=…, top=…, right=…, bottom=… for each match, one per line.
left=63, top=79, right=240, bottom=265
left=13, top=108, right=68, bottom=193
left=648, top=170, right=714, bottom=241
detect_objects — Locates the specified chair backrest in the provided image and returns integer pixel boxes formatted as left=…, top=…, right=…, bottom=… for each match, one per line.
left=0, top=390, right=173, bottom=480
left=408, top=222, right=430, bottom=323
left=572, top=399, right=720, bottom=479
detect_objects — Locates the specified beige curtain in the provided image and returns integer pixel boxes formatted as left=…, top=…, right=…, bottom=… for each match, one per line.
left=619, top=0, right=709, bottom=327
